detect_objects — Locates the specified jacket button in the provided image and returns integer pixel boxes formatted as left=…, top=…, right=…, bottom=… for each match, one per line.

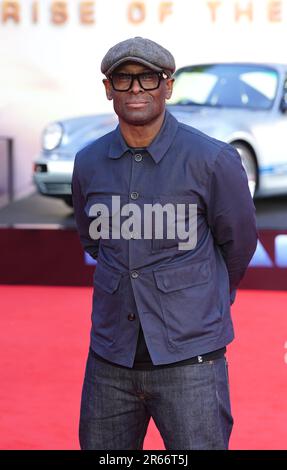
left=128, top=313, right=136, bottom=321
left=131, top=191, right=139, bottom=200
left=131, top=271, right=139, bottom=279
left=134, top=153, right=143, bottom=162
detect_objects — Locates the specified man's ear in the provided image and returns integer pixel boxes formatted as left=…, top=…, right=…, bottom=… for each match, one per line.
left=165, top=77, right=174, bottom=100
left=103, top=78, right=113, bottom=101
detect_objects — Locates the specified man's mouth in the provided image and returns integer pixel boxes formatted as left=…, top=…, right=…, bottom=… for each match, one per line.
left=126, top=101, right=148, bottom=108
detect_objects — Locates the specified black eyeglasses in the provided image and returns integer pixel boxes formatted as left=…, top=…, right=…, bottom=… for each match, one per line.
left=109, top=71, right=168, bottom=92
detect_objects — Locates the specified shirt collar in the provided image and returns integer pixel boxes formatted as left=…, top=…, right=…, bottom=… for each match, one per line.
left=108, top=126, right=130, bottom=159
left=108, top=110, right=178, bottom=164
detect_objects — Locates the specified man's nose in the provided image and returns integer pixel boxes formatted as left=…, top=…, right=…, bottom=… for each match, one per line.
left=130, top=76, right=143, bottom=93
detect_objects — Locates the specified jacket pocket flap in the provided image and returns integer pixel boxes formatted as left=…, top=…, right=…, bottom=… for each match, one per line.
left=153, top=260, right=211, bottom=293
left=85, top=195, right=121, bottom=218
left=94, top=262, right=121, bottom=293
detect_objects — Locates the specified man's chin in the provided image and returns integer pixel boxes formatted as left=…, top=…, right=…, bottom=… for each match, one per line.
left=121, top=111, right=161, bottom=126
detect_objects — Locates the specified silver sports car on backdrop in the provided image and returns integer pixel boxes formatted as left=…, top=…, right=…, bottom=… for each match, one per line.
left=33, top=63, right=287, bottom=207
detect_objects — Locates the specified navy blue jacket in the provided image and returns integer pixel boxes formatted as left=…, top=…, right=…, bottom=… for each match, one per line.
left=72, top=110, right=258, bottom=367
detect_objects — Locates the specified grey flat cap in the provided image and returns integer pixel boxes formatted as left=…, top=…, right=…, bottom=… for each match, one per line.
left=101, top=37, right=176, bottom=76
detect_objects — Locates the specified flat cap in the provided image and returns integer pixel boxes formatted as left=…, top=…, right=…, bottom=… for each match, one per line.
left=101, top=37, right=176, bottom=76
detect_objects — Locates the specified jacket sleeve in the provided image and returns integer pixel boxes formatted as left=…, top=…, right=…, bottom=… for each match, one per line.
left=206, top=145, right=258, bottom=304
left=71, top=153, right=99, bottom=260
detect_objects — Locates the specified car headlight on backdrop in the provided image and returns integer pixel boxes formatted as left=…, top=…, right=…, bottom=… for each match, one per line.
left=42, top=122, right=63, bottom=151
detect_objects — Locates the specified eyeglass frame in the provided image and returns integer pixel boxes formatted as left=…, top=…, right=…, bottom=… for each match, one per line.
left=108, top=70, right=169, bottom=92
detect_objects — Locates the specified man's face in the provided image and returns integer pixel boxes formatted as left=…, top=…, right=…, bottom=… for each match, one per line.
left=103, top=62, right=174, bottom=126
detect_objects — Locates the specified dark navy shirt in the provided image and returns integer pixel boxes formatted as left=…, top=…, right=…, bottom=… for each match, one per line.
left=72, top=110, right=258, bottom=368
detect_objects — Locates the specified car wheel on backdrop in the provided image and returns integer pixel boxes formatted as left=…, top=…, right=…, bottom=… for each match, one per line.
left=62, top=196, right=73, bottom=208
left=232, top=142, right=258, bottom=198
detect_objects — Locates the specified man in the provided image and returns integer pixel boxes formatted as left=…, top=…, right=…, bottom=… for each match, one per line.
left=72, top=37, right=258, bottom=450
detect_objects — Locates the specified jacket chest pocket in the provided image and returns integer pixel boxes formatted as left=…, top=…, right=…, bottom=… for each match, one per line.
left=151, top=196, right=198, bottom=252
left=92, top=262, right=122, bottom=345
left=85, top=195, right=122, bottom=248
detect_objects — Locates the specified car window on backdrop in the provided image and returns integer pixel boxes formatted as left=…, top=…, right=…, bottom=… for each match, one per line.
left=170, top=64, right=278, bottom=110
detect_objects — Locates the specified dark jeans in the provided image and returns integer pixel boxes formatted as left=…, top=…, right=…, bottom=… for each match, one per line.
left=79, top=348, right=233, bottom=450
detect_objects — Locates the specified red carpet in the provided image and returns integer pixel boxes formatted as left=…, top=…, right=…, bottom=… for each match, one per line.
left=0, top=286, right=287, bottom=450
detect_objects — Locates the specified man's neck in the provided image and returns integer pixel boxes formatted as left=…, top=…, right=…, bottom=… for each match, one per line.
left=119, top=112, right=165, bottom=148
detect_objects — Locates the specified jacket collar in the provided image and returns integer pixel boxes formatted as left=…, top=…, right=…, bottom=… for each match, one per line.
left=108, top=110, right=178, bottom=164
